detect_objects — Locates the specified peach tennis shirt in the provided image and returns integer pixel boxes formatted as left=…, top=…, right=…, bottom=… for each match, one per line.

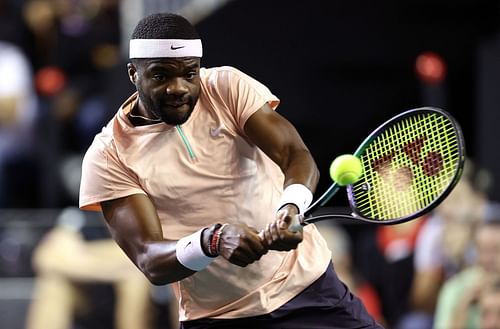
left=79, top=66, right=332, bottom=321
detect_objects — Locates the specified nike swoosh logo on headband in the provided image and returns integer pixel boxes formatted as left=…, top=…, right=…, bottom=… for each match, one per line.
left=170, top=45, right=186, bottom=50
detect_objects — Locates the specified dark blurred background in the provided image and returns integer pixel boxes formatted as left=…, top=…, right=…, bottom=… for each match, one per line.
left=1, top=0, right=500, bottom=328
left=2, top=0, right=500, bottom=209
left=198, top=0, right=500, bottom=201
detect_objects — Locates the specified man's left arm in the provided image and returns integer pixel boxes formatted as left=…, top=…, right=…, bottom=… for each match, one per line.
left=244, top=102, right=320, bottom=250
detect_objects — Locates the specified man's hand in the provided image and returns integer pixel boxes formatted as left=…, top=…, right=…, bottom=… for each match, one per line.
left=260, top=204, right=304, bottom=251
left=217, top=223, right=268, bottom=267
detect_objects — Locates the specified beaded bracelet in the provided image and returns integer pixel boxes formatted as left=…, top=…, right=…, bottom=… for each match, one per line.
left=214, top=223, right=229, bottom=255
left=207, top=223, right=222, bottom=256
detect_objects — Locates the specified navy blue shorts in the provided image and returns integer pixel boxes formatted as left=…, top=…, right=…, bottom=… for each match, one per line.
left=180, top=263, right=384, bottom=329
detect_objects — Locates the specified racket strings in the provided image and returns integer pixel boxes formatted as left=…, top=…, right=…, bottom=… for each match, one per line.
left=352, top=112, right=460, bottom=221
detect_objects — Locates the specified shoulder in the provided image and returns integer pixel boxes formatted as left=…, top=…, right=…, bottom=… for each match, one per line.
left=200, top=66, right=267, bottom=90
left=0, top=42, right=32, bottom=89
left=201, top=65, right=246, bottom=78
left=416, top=214, right=442, bottom=243
left=413, top=215, right=445, bottom=269
left=441, top=267, right=482, bottom=294
left=0, top=42, right=28, bottom=64
left=200, top=66, right=276, bottom=102
left=201, top=66, right=242, bottom=88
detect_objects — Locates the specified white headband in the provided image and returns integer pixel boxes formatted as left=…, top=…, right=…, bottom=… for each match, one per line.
left=129, top=39, right=203, bottom=58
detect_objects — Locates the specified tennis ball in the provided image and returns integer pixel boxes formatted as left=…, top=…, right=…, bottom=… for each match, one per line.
left=329, top=154, right=363, bottom=186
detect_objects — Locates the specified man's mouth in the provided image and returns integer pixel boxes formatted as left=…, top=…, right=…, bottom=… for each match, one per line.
left=166, top=102, right=188, bottom=108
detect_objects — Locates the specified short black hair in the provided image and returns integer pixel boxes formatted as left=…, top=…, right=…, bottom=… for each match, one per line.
left=131, top=13, right=199, bottom=40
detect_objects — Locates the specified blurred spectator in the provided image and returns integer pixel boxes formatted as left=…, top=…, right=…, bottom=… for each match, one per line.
left=22, top=0, right=123, bottom=153
left=18, top=0, right=131, bottom=207
left=22, top=0, right=121, bottom=72
left=316, top=222, right=385, bottom=325
left=0, top=40, right=39, bottom=207
left=402, top=159, right=496, bottom=328
left=25, top=207, right=154, bottom=329
left=355, top=216, right=426, bottom=328
left=433, top=214, right=500, bottom=329
left=27, top=150, right=135, bottom=329
left=479, top=276, right=500, bottom=329
left=26, top=148, right=177, bottom=328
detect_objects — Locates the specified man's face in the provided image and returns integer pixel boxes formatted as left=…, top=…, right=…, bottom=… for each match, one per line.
left=476, top=225, right=500, bottom=273
left=480, top=289, right=500, bottom=329
left=130, top=57, right=201, bottom=125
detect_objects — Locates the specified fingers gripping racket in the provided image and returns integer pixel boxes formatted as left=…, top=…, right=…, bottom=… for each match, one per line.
left=289, top=107, right=465, bottom=231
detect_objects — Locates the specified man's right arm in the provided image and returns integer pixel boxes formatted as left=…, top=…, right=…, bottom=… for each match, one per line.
left=101, top=193, right=268, bottom=285
left=101, top=193, right=195, bottom=285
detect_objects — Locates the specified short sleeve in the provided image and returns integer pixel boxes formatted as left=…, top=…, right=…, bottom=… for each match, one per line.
left=207, top=67, right=280, bottom=131
left=79, top=140, right=146, bottom=211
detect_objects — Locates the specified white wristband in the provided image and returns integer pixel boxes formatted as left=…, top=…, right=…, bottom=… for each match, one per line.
left=276, top=184, right=313, bottom=214
left=176, top=228, right=214, bottom=271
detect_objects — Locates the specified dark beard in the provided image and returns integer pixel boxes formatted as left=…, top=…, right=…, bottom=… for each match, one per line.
left=137, top=89, right=194, bottom=126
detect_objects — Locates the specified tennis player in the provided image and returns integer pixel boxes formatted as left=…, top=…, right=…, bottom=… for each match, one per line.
left=79, top=12, right=382, bottom=329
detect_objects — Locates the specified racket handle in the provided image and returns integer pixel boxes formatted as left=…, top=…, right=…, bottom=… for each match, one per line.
left=257, top=214, right=304, bottom=242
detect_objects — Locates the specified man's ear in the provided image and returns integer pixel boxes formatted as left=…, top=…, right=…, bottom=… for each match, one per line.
left=127, top=63, right=137, bottom=84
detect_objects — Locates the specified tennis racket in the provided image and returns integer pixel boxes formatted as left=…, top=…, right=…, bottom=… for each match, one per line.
left=289, top=107, right=465, bottom=231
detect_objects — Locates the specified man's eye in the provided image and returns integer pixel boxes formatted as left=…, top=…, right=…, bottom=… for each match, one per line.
left=186, top=72, right=197, bottom=80
left=153, top=74, right=166, bottom=81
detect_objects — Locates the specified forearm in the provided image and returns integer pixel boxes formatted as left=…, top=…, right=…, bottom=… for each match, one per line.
left=102, top=195, right=207, bottom=285
left=282, top=148, right=320, bottom=192
left=410, top=270, right=443, bottom=312
left=101, top=192, right=268, bottom=285
left=136, top=240, right=195, bottom=285
left=135, top=227, right=217, bottom=285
